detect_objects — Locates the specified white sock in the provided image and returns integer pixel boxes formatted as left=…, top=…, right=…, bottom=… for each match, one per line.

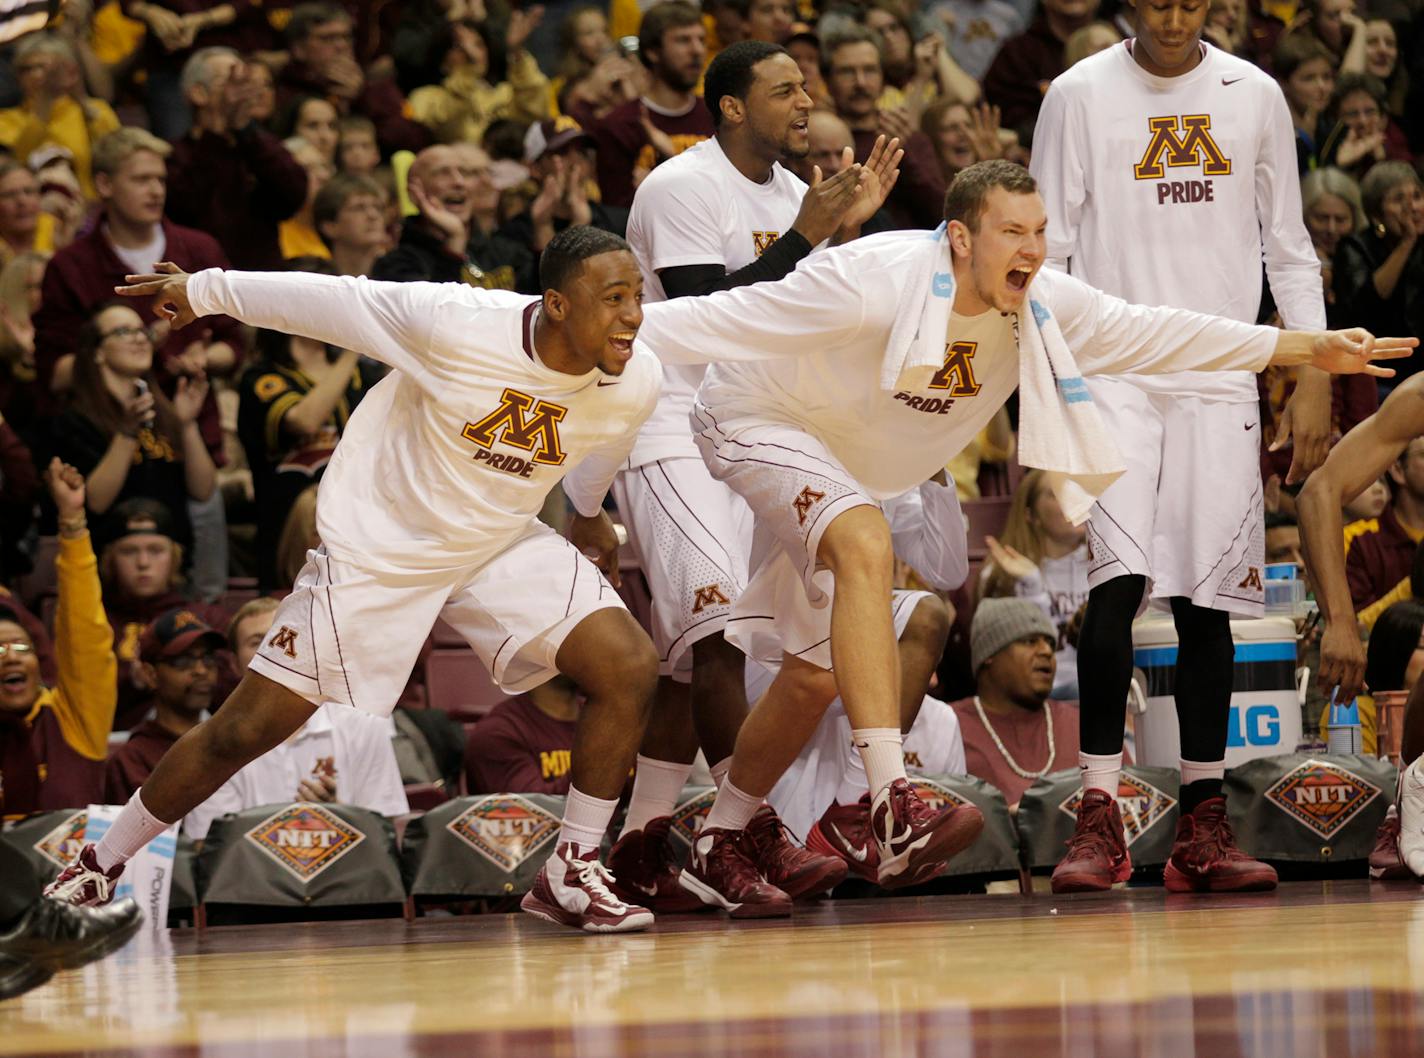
left=557, top=786, right=619, bottom=854
left=702, top=777, right=763, bottom=832
left=1080, top=750, right=1124, bottom=797
left=94, top=789, right=171, bottom=871
left=835, top=738, right=870, bottom=806
left=709, top=755, right=732, bottom=789
left=1179, top=758, right=1225, bottom=785
left=619, top=756, right=693, bottom=837
left=851, top=728, right=907, bottom=797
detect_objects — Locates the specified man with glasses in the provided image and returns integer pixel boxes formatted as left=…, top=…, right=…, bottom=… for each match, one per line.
left=103, top=608, right=227, bottom=803
left=312, top=172, right=389, bottom=277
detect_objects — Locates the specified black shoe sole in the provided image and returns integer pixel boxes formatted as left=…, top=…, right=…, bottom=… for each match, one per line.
left=36, top=908, right=145, bottom=974
left=0, top=961, right=53, bottom=1002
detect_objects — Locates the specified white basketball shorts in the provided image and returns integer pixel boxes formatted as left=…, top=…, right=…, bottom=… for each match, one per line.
left=611, top=457, right=754, bottom=682
left=249, top=526, right=627, bottom=716
left=1083, top=376, right=1264, bottom=616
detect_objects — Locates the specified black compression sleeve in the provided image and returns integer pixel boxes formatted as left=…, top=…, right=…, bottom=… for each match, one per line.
left=656, top=230, right=814, bottom=299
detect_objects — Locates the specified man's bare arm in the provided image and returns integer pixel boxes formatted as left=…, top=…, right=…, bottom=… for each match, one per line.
left=1298, top=375, right=1424, bottom=698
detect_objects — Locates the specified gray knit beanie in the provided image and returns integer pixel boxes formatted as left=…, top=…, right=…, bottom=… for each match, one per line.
left=971, top=598, right=1057, bottom=672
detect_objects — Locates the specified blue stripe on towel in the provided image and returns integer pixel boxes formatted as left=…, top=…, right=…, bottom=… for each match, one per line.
left=1058, top=377, right=1091, bottom=403
left=1030, top=300, right=1051, bottom=327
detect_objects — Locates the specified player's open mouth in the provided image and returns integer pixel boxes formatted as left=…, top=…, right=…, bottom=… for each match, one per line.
left=791, top=119, right=808, bottom=133
left=608, top=332, right=635, bottom=356
left=1007, top=266, right=1032, bottom=292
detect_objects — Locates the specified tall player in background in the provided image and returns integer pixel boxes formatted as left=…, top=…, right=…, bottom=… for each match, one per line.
left=597, top=40, right=903, bottom=913
left=1030, top=0, right=1332, bottom=894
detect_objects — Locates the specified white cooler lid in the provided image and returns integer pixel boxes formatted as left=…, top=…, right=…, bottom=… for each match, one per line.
left=1131, top=614, right=1296, bottom=648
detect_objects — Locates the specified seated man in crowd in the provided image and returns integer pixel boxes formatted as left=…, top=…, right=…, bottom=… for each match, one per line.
left=0, top=460, right=116, bottom=821
left=372, top=143, right=534, bottom=293
left=949, top=598, right=1081, bottom=810
left=499, top=118, right=627, bottom=255
left=464, top=675, right=580, bottom=796
left=104, top=608, right=226, bottom=804
left=97, top=499, right=228, bottom=730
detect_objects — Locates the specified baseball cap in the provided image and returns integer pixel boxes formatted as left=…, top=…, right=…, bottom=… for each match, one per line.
left=93, top=498, right=178, bottom=556
left=139, top=607, right=226, bottom=665
left=523, top=117, right=590, bottom=164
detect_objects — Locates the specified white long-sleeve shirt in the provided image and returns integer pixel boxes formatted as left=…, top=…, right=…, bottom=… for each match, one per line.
left=637, top=231, right=1276, bottom=500
left=187, top=270, right=661, bottom=575
left=1030, top=41, right=1325, bottom=403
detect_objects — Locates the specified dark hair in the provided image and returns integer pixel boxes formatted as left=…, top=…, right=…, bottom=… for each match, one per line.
left=482, top=118, right=528, bottom=162
left=0, top=603, right=22, bottom=628
left=820, top=26, right=879, bottom=76
left=944, top=160, right=1038, bottom=231
left=70, top=301, right=184, bottom=448
left=1365, top=599, right=1424, bottom=692
left=540, top=225, right=631, bottom=292
left=286, top=1, right=349, bottom=47
left=1264, top=510, right=1298, bottom=530
left=256, top=257, right=341, bottom=367
left=1273, top=33, right=1335, bottom=81
left=276, top=93, right=336, bottom=141
left=703, top=40, right=785, bottom=127
left=640, top=1, right=702, bottom=62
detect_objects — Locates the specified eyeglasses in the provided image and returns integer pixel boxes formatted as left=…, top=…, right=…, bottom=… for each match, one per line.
left=0, top=642, right=35, bottom=658
left=164, top=652, right=218, bottom=672
left=101, top=325, right=150, bottom=341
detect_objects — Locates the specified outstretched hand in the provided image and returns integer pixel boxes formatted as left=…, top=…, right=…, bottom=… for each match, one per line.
left=1310, top=329, right=1418, bottom=377
left=115, top=263, right=198, bottom=330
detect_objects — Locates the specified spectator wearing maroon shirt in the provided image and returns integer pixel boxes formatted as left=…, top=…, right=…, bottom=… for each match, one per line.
left=822, top=29, right=944, bottom=229
left=982, top=0, right=1100, bottom=132
left=590, top=2, right=713, bottom=209
left=1347, top=436, right=1424, bottom=613
left=165, top=48, right=309, bottom=272
left=104, top=607, right=226, bottom=803
left=464, top=676, right=580, bottom=795
left=278, top=1, right=431, bottom=156
left=949, top=599, right=1080, bottom=809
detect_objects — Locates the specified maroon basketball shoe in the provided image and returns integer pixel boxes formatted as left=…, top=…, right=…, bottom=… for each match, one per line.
left=520, top=842, right=654, bottom=933
left=806, top=795, right=880, bottom=883
left=605, top=817, right=704, bottom=913
left=742, top=806, right=847, bottom=900
left=1368, top=804, right=1410, bottom=881
left=43, top=844, right=124, bottom=908
left=679, top=826, right=792, bottom=918
left=1163, top=797, right=1278, bottom=893
left=1050, top=789, right=1132, bottom=894
left=870, top=778, right=984, bottom=888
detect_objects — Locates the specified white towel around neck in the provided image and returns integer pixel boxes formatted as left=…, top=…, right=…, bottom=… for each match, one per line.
left=880, top=224, right=1125, bottom=525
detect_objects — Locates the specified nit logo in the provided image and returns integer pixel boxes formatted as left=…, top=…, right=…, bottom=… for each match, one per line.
left=245, top=804, right=365, bottom=882
left=32, top=810, right=88, bottom=868
left=1237, top=567, right=1264, bottom=592
left=462, top=388, right=569, bottom=467
left=751, top=231, right=780, bottom=256
left=1133, top=115, right=1232, bottom=180
left=1059, top=774, right=1177, bottom=848
left=447, top=795, right=560, bottom=873
left=1265, top=759, right=1380, bottom=839
left=691, top=583, right=731, bottom=613
left=792, top=485, right=826, bottom=526
left=669, top=788, right=717, bottom=849
left=910, top=778, right=973, bottom=814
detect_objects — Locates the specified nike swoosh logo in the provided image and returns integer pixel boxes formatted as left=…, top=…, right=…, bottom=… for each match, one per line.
left=829, top=823, right=869, bottom=862
left=597, top=379, right=619, bottom=387
left=1222, top=77, right=1243, bottom=85
left=632, top=880, right=658, bottom=897
left=1244, top=423, right=1257, bottom=431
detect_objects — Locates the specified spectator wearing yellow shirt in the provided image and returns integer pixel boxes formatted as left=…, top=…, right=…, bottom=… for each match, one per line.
left=0, top=33, right=120, bottom=200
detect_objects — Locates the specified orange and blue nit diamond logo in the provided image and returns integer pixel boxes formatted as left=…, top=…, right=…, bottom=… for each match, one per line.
left=669, top=789, right=717, bottom=849
left=245, top=803, right=364, bottom=882
left=447, top=796, right=559, bottom=872
left=1266, top=759, right=1380, bottom=839
left=1060, top=774, right=1177, bottom=848
left=33, top=810, right=88, bottom=868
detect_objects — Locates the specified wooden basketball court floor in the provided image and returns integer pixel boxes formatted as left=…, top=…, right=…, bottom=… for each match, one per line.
left=3, top=880, right=1423, bottom=1057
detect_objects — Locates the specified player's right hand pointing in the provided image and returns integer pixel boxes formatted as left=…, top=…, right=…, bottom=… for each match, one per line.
left=116, top=262, right=198, bottom=330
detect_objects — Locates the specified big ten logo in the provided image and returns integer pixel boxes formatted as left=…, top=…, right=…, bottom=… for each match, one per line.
left=461, top=387, right=569, bottom=476
left=1133, top=115, right=1231, bottom=206
left=1227, top=703, right=1281, bottom=748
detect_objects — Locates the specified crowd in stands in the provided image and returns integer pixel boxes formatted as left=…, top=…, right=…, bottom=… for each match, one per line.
left=0, top=0, right=1421, bottom=898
